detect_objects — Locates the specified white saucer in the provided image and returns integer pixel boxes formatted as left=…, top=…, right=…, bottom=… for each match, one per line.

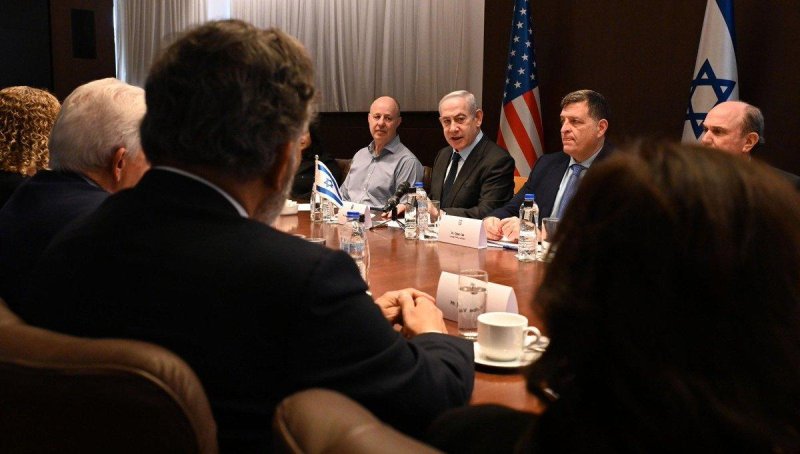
left=473, top=336, right=549, bottom=369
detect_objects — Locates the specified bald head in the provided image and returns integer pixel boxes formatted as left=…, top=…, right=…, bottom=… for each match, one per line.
left=700, top=101, right=763, bottom=157
left=368, top=96, right=402, bottom=152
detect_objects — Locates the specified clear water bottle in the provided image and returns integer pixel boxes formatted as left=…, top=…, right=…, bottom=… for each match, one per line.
left=517, top=193, right=538, bottom=262
left=414, top=182, right=429, bottom=239
left=341, top=211, right=368, bottom=283
left=404, top=186, right=418, bottom=239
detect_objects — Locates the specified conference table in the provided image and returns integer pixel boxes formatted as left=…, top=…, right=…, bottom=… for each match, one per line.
left=274, top=212, right=546, bottom=414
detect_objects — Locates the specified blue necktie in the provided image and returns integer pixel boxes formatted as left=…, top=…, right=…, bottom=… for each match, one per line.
left=556, top=164, right=585, bottom=218
left=441, top=152, right=461, bottom=207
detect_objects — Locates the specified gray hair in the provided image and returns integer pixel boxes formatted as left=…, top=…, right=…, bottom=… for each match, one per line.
left=438, top=90, right=479, bottom=116
left=49, top=78, right=145, bottom=172
left=742, top=103, right=765, bottom=144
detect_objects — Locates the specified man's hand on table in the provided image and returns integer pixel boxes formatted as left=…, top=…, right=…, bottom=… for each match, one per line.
left=483, top=216, right=503, bottom=240
left=499, top=217, right=521, bottom=242
left=374, top=288, right=446, bottom=336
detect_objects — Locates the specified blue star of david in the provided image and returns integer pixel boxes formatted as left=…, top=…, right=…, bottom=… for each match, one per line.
left=685, top=59, right=736, bottom=138
left=324, top=177, right=335, bottom=189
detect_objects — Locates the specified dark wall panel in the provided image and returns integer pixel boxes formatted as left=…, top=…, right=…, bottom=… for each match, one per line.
left=0, top=0, right=52, bottom=90
left=317, top=111, right=443, bottom=167
left=49, top=0, right=115, bottom=100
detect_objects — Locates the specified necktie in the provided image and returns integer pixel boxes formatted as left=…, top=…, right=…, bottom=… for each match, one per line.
left=441, top=152, right=461, bottom=207
left=556, top=164, right=586, bottom=218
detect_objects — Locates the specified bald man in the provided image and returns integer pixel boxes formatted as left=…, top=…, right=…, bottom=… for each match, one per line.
left=701, top=101, right=799, bottom=187
left=340, top=96, right=424, bottom=207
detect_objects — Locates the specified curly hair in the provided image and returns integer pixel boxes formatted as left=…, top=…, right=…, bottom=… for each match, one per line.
left=0, top=86, right=60, bottom=175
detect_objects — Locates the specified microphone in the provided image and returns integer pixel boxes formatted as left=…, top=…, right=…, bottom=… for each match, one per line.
left=381, top=181, right=411, bottom=212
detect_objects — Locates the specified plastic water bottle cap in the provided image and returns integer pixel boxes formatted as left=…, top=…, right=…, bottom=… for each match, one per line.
left=524, top=194, right=535, bottom=201
left=414, top=182, right=424, bottom=188
left=346, top=211, right=360, bottom=219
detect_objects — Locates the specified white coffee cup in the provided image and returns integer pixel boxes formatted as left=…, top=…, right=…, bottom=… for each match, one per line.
left=477, top=312, right=541, bottom=361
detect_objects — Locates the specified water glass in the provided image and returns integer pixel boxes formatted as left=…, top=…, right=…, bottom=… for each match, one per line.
left=539, top=217, right=560, bottom=262
left=457, top=269, right=489, bottom=340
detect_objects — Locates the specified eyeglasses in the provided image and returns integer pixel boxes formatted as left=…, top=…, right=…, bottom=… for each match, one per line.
left=439, top=114, right=472, bottom=128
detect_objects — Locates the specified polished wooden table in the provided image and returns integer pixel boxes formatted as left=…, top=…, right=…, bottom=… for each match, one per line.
left=274, top=212, right=545, bottom=413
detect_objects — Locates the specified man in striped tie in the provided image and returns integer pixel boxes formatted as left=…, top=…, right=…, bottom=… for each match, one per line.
left=484, top=90, right=614, bottom=241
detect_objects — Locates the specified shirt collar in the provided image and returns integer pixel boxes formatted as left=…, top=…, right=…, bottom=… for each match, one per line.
left=569, top=141, right=604, bottom=168
left=154, top=166, right=249, bottom=217
left=368, top=134, right=401, bottom=157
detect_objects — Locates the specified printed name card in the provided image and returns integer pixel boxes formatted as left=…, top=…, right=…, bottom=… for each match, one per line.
left=336, top=202, right=372, bottom=228
left=437, top=215, right=486, bottom=249
left=435, top=271, right=518, bottom=322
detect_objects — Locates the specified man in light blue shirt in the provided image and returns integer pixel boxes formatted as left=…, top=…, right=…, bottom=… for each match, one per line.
left=340, top=96, right=423, bottom=208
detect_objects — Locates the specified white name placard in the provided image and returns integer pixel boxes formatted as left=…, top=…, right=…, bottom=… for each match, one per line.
left=437, top=215, right=486, bottom=249
left=435, top=271, right=518, bottom=322
left=336, top=202, right=372, bottom=228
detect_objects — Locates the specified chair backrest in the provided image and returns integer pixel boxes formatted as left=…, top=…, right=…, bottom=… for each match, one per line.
left=335, top=158, right=352, bottom=179
left=0, top=299, right=218, bottom=454
left=514, top=175, right=528, bottom=194
left=423, top=165, right=433, bottom=194
left=273, top=388, right=441, bottom=454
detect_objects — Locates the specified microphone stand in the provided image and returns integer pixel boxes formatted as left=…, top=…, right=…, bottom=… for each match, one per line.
left=369, top=206, right=405, bottom=230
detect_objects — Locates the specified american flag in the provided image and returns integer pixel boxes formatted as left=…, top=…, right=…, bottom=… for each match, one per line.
left=497, top=0, right=544, bottom=177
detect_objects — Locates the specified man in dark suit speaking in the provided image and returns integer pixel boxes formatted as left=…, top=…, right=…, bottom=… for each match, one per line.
left=21, top=20, right=474, bottom=452
left=484, top=90, right=614, bottom=241
left=428, top=90, right=515, bottom=219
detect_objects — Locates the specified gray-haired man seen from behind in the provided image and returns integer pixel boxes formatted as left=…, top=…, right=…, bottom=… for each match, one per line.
left=0, top=77, right=148, bottom=310
left=20, top=20, right=474, bottom=452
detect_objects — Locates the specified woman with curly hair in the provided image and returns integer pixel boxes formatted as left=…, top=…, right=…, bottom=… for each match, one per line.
left=0, top=86, right=60, bottom=206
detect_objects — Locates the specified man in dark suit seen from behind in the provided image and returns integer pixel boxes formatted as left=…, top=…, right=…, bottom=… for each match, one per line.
left=484, top=89, right=614, bottom=241
left=700, top=100, right=800, bottom=189
left=20, top=20, right=474, bottom=453
left=0, top=78, right=148, bottom=309
left=427, top=90, right=515, bottom=219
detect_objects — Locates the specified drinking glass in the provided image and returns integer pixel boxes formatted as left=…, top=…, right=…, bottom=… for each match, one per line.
left=539, top=217, right=560, bottom=262
left=457, top=269, right=488, bottom=340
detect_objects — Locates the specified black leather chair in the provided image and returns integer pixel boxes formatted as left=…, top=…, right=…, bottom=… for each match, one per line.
left=0, top=298, right=218, bottom=453
left=273, top=388, right=441, bottom=454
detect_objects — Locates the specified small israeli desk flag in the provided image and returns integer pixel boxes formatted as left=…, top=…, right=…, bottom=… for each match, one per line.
left=682, top=0, right=738, bottom=142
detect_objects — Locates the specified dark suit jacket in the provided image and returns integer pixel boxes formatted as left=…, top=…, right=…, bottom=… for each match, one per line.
left=0, top=171, right=25, bottom=208
left=489, top=142, right=615, bottom=221
left=0, top=170, right=108, bottom=307
left=429, top=135, right=515, bottom=219
left=21, top=169, right=474, bottom=453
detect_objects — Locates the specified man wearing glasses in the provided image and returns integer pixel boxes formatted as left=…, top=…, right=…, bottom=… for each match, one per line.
left=428, top=90, right=515, bottom=219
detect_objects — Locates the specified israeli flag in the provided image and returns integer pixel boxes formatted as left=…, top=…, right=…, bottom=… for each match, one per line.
left=682, top=0, right=738, bottom=142
left=314, top=161, right=344, bottom=207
